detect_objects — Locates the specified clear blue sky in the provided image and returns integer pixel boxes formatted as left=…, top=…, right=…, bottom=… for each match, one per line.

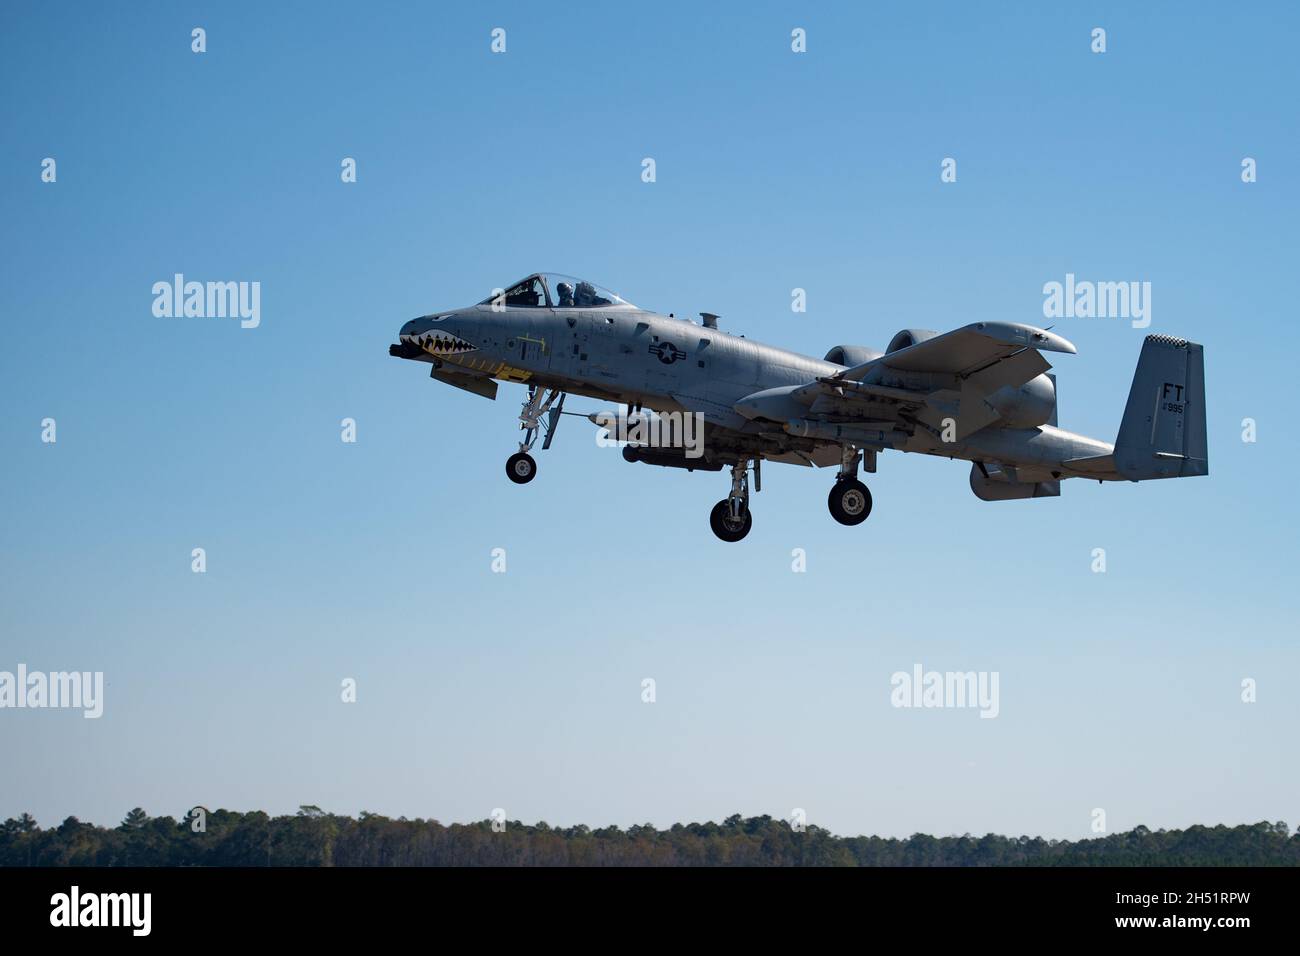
left=2, top=1, right=1296, bottom=839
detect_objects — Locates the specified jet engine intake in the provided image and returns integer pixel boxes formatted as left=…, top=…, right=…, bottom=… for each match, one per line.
left=886, top=329, right=940, bottom=353
left=823, top=344, right=884, bottom=366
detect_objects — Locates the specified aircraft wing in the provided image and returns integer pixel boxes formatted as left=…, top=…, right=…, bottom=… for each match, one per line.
left=788, top=322, right=1075, bottom=441
left=841, top=322, right=1075, bottom=380
left=670, top=390, right=751, bottom=430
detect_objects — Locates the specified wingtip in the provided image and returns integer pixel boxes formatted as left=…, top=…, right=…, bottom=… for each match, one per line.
left=969, top=321, right=1076, bottom=355
left=1028, top=326, right=1076, bottom=355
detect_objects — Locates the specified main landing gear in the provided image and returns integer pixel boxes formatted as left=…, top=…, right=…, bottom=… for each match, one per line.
left=505, top=386, right=565, bottom=485
left=709, top=459, right=759, bottom=542
left=705, top=447, right=877, bottom=542
left=828, top=446, right=873, bottom=526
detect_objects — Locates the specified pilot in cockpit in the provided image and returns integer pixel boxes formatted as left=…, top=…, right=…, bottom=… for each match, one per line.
left=556, top=281, right=574, bottom=308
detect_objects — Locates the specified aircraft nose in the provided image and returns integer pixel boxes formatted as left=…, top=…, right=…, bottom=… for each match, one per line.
left=400, top=317, right=433, bottom=338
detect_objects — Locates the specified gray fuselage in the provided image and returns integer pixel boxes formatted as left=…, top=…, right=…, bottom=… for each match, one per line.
left=397, top=300, right=1114, bottom=479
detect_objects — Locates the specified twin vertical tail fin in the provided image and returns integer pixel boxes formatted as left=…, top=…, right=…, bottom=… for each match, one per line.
left=1113, top=334, right=1208, bottom=480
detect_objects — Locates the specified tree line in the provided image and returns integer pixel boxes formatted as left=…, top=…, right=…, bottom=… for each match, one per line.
left=2, top=809, right=1296, bottom=866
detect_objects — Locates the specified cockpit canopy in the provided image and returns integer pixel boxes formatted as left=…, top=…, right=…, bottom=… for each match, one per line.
left=479, top=273, right=634, bottom=309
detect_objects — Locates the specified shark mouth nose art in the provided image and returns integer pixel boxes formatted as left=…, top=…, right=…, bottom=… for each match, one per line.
left=402, top=330, right=478, bottom=356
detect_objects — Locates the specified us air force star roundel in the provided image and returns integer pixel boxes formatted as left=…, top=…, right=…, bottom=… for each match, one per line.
left=649, top=341, right=686, bottom=364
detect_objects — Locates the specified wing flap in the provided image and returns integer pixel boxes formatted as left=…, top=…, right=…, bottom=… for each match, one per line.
left=945, top=348, right=1052, bottom=438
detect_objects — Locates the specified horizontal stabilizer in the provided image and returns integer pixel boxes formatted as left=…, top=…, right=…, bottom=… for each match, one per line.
left=1061, top=453, right=1116, bottom=477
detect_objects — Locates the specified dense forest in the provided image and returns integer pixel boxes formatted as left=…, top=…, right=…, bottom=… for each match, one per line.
left=2, top=809, right=1296, bottom=866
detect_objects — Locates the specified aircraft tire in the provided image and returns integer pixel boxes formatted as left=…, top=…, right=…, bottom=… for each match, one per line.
left=828, top=478, right=872, bottom=525
left=709, top=499, right=752, bottom=542
left=506, top=452, right=537, bottom=484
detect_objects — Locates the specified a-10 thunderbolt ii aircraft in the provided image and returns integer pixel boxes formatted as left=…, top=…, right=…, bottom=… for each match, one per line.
left=389, top=272, right=1207, bottom=542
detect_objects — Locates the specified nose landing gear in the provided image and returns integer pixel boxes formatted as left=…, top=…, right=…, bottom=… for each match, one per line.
left=504, top=386, right=565, bottom=484
left=506, top=452, right=536, bottom=484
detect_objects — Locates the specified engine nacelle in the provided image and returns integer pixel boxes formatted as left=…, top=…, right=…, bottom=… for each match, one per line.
left=985, top=373, right=1056, bottom=428
left=886, top=329, right=940, bottom=353
left=970, top=463, right=1060, bottom=501
left=823, top=344, right=884, bottom=366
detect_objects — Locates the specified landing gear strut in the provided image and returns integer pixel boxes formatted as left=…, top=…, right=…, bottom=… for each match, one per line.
left=709, top=459, right=756, bottom=542
left=505, top=386, right=564, bottom=484
left=828, top=445, right=872, bottom=526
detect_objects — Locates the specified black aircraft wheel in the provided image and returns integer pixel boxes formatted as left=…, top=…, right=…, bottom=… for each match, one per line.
left=506, top=452, right=537, bottom=484
left=709, top=499, right=753, bottom=542
left=828, top=478, right=872, bottom=526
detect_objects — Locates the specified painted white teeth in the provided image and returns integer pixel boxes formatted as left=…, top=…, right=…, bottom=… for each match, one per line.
left=410, top=331, right=476, bottom=355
